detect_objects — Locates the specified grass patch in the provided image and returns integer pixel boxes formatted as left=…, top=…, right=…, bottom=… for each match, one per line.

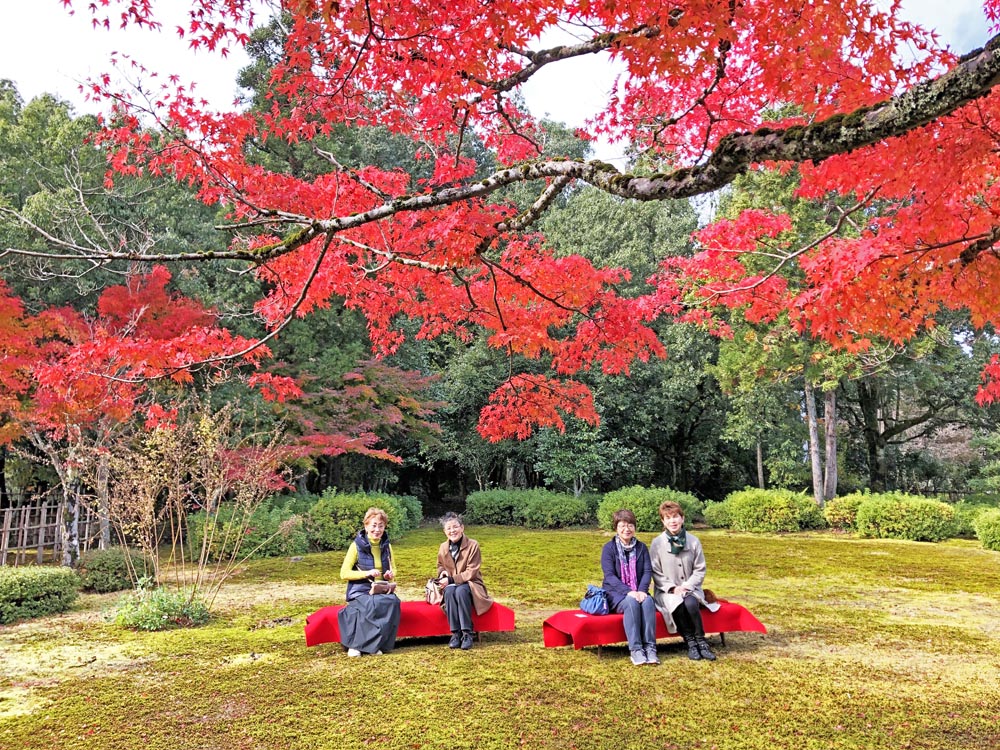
left=1, top=527, right=999, bottom=749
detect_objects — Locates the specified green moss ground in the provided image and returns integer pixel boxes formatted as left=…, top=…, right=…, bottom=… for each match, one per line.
left=2, top=527, right=999, bottom=749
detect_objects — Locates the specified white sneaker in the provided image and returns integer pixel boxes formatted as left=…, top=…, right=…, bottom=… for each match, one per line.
left=374, top=650, right=383, bottom=656
left=347, top=648, right=362, bottom=657
left=630, top=650, right=646, bottom=666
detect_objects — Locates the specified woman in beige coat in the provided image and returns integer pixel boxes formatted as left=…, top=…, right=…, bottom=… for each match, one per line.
left=435, top=512, right=494, bottom=650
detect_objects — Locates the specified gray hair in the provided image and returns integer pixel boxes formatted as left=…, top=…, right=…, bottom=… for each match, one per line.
left=440, top=511, right=464, bottom=527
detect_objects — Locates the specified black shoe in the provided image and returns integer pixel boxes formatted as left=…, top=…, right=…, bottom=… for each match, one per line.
left=448, top=633, right=461, bottom=649
left=696, top=637, right=717, bottom=661
left=460, top=632, right=474, bottom=650
left=683, top=635, right=702, bottom=661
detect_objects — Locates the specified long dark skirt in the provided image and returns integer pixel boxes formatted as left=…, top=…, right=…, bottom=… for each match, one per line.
left=338, top=594, right=401, bottom=654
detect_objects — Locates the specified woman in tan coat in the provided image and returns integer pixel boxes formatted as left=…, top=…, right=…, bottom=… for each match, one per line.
left=434, top=512, right=494, bottom=649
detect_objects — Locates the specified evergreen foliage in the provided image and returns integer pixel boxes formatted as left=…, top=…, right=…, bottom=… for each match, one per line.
left=854, top=494, right=956, bottom=542
left=0, top=566, right=79, bottom=624
left=77, top=547, right=155, bottom=593
left=598, top=486, right=704, bottom=532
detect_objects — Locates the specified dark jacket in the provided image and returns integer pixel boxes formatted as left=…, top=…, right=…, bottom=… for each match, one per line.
left=345, top=530, right=392, bottom=601
left=600, top=538, right=652, bottom=610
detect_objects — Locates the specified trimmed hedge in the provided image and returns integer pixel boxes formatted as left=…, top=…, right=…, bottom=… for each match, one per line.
left=304, top=490, right=422, bottom=551
left=702, top=501, right=731, bottom=529
left=78, top=547, right=155, bottom=593
left=0, top=566, right=80, bottom=624
left=188, top=501, right=311, bottom=562
left=854, top=494, right=956, bottom=542
left=723, top=488, right=826, bottom=533
left=823, top=492, right=869, bottom=531
left=974, top=509, right=1000, bottom=551
left=464, top=489, right=593, bottom=528
left=598, top=486, right=704, bottom=532
left=951, top=498, right=1000, bottom=538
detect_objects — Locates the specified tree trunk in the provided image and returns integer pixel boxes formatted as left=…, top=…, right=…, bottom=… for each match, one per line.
left=856, top=380, right=889, bottom=491
left=97, top=451, right=111, bottom=549
left=804, top=381, right=824, bottom=507
left=573, top=476, right=583, bottom=498
left=823, top=388, right=838, bottom=501
left=61, top=475, right=81, bottom=568
left=756, top=439, right=765, bottom=489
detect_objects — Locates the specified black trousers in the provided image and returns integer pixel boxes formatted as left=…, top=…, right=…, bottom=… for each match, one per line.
left=671, top=593, right=705, bottom=639
left=444, top=582, right=474, bottom=633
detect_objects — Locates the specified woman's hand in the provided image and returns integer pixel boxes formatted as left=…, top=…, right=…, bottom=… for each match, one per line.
left=383, top=569, right=395, bottom=581
left=628, top=591, right=648, bottom=603
left=368, top=568, right=379, bottom=578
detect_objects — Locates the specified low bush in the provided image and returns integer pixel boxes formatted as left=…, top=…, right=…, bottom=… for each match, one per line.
left=854, top=493, right=956, bottom=542
left=188, top=500, right=310, bottom=562
left=465, top=489, right=592, bottom=528
left=77, top=547, right=155, bottom=593
left=724, top=488, right=825, bottom=533
left=464, top=490, right=524, bottom=525
left=0, top=566, right=80, bottom=624
left=823, top=492, right=869, bottom=531
left=702, top=501, right=731, bottom=528
left=951, top=497, right=1000, bottom=538
left=518, top=491, right=592, bottom=528
left=974, top=509, right=1000, bottom=551
left=114, top=586, right=210, bottom=631
left=304, top=490, right=422, bottom=551
left=598, top=486, right=704, bottom=532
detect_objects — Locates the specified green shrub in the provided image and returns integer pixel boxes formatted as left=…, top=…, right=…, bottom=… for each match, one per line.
left=951, top=497, right=1000, bottom=538
left=855, top=493, right=956, bottom=542
left=464, top=490, right=524, bottom=525
left=723, top=488, right=824, bottom=533
left=114, top=586, right=210, bottom=631
left=974, top=509, right=1000, bottom=551
left=824, top=492, right=869, bottom=531
left=702, top=501, right=731, bottom=528
left=304, top=490, right=421, bottom=551
left=78, top=547, right=155, bottom=593
left=598, top=486, right=704, bottom=532
left=518, top=491, right=592, bottom=528
left=188, top=500, right=311, bottom=562
left=0, top=566, right=80, bottom=624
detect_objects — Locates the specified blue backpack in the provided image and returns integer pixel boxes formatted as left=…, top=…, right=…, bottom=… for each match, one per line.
left=579, top=584, right=609, bottom=615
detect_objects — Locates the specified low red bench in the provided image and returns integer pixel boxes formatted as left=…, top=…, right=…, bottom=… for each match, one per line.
left=304, top=600, right=516, bottom=647
left=542, top=600, right=765, bottom=654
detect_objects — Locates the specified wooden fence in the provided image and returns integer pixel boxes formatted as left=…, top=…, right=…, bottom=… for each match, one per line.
left=0, top=495, right=101, bottom=566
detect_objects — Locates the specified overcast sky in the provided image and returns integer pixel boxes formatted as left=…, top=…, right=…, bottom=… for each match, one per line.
left=0, top=0, right=991, bottom=165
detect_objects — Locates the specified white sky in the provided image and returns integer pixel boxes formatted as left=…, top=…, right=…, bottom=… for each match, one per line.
left=0, top=0, right=992, bottom=165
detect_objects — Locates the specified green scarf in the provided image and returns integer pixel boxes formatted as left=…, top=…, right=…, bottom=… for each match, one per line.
left=667, top=528, right=687, bottom=555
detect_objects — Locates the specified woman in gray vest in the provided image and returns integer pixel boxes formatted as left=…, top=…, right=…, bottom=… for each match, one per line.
left=338, top=507, right=401, bottom=656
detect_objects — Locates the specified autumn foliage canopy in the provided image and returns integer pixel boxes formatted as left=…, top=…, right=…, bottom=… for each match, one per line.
left=39, top=0, right=1000, bottom=436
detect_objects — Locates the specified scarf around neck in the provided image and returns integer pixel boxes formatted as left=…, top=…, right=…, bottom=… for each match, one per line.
left=614, top=536, right=638, bottom=591
left=666, top=528, right=687, bottom=555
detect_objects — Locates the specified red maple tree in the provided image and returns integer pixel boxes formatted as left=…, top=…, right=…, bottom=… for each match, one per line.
left=39, top=0, right=1000, bottom=436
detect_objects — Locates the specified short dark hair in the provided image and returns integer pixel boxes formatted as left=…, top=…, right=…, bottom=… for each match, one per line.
left=611, top=508, right=637, bottom=528
left=440, top=511, right=464, bottom=528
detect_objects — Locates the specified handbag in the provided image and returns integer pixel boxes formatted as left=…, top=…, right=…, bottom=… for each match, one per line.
left=425, top=578, right=444, bottom=606
left=369, top=580, right=397, bottom=595
left=579, top=584, right=609, bottom=615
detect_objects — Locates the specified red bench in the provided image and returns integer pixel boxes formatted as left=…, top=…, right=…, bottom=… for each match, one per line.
left=542, top=600, right=765, bottom=654
left=304, top=600, right=516, bottom=647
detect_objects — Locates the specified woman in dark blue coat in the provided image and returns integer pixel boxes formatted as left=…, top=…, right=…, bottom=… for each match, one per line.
left=601, top=508, right=659, bottom=666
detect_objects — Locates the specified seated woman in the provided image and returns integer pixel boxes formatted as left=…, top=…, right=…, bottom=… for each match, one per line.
left=337, top=507, right=401, bottom=657
left=601, top=508, right=659, bottom=666
left=650, top=501, right=716, bottom=661
left=434, top=512, right=493, bottom=650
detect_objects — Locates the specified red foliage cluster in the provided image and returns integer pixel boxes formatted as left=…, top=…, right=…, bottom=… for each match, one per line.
left=57, top=0, right=1000, bottom=432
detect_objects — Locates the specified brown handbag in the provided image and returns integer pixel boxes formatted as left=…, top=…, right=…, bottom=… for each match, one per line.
left=425, top=578, right=444, bottom=605
left=369, top=580, right=397, bottom=595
